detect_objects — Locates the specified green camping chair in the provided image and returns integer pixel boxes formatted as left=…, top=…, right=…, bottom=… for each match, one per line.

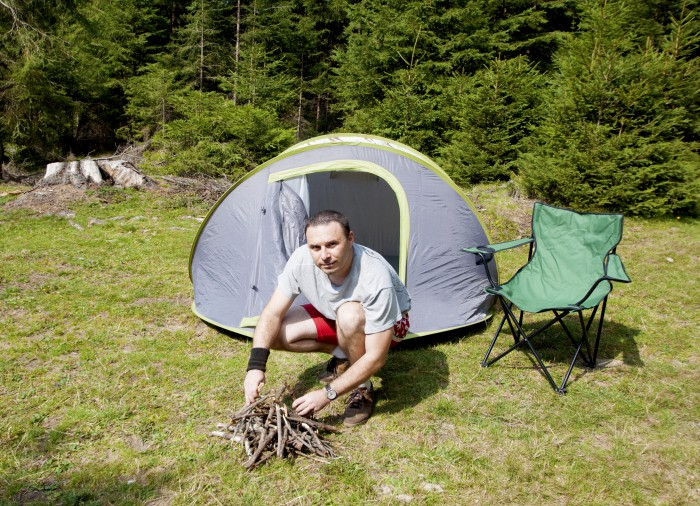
left=464, top=203, right=631, bottom=393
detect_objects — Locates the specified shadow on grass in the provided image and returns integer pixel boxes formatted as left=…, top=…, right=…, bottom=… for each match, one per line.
left=293, top=347, right=451, bottom=420
left=477, top=315, right=642, bottom=389
left=485, top=318, right=642, bottom=365
left=210, top=320, right=491, bottom=417
left=3, top=469, right=170, bottom=506
left=292, top=325, right=488, bottom=419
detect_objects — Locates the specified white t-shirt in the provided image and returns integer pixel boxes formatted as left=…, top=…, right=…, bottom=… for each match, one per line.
left=277, top=243, right=411, bottom=334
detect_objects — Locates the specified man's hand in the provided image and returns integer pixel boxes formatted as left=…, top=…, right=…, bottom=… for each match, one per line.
left=292, top=389, right=330, bottom=417
left=244, top=369, right=266, bottom=404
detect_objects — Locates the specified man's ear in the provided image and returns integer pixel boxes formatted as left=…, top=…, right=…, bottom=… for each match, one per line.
left=348, top=231, right=355, bottom=242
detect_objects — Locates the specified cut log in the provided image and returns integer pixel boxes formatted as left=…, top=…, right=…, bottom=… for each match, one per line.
left=82, top=160, right=103, bottom=185
left=44, top=162, right=67, bottom=183
left=40, top=159, right=153, bottom=189
left=97, top=160, right=153, bottom=188
left=68, top=161, right=86, bottom=187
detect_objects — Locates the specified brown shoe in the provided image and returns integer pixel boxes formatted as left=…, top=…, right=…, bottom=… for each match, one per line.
left=343, top=386, right=374, bottom=427
left=317, top=356, right=350, bottom=384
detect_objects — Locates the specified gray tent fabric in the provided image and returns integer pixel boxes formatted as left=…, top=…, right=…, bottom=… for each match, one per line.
left=279, top=182, right=308, bottom=259
left=189, top=133, right=498, bottom=338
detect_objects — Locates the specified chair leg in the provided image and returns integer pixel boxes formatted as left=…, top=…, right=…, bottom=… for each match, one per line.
left=484, top=301, right=611, bottom=394
left=483, top=300, right=522, bottom=366
left=559, top=328, right=588, bottom=394
left=592, top=296, right=609, bottom=366
left=556, top=306, right=604, bottom=364
left=552, top=305, right=607, bottom=391
left=523, top=336, right=564, bottom=393
left=484, top=300, right=567, bottom=392
left=578, top=311, right=595, bottom=367
left=501, top=300, right=523, bottom=345
left=482, top=311, right=508, bottom=367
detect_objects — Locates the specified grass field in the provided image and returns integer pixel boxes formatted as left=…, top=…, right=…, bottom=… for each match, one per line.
left=1, top=182, right=698, bottom=505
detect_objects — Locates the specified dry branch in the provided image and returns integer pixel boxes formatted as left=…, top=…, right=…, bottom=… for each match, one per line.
left=210, top=384, right=339, bottom=470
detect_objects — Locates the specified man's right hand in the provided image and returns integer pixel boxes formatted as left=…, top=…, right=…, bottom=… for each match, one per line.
left=244, top=369, right=266, bottom=404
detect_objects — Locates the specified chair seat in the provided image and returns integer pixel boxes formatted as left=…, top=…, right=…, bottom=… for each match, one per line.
left=487, top=276, right=612, bottom=313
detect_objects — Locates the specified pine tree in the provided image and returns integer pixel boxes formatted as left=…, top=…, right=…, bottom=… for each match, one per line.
left=143, top=90, right=295, bottom=178
left=0, top=0, right=84, bottom=166
left=121, top=59, right=183, bottom=141
left=225, top=0, right=347, bottom=137
left=519, top=0, right=699, bottom=216
left=332, top=0, right=577, bottom=154
left=438, top=56, right=547, bottom=184
left=175, top=0, right=235, bottom=92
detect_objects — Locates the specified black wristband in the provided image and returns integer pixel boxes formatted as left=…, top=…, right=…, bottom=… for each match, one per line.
left=247, top=347, right=270, bottom=372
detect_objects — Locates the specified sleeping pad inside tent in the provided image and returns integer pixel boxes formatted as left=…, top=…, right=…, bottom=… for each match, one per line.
left=189, top=134, right=498, bottom=338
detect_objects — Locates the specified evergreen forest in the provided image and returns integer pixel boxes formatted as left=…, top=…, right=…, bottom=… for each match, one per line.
left=1, top=0, right=698, bottom=216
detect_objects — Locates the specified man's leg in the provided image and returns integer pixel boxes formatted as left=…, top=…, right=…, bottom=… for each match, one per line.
left=270, top=305, right=336, bottom=354
left=334, top=302, right=366, bottom=365
left=335, top=302, right=375, bottom=427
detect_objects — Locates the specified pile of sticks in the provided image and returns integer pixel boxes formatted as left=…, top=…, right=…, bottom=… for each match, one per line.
left=210, top=385, right=339, bottom=470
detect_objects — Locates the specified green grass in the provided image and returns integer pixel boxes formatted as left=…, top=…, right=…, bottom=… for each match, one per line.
left=1, top=183, right=698, bottom=505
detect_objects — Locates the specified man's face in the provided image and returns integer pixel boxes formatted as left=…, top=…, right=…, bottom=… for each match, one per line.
left=305, top=222, right=354, bottom=281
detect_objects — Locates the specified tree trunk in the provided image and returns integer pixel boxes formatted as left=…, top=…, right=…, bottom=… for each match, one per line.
left=40, top=159, right=154, bottom=189
left=199, top=0, right=205, bottom=91
left=233, top=0, right=241, bottom=104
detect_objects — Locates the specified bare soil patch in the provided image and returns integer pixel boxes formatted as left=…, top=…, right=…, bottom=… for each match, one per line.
left=2, top=176, right=231, bottom=216
left=4, top=185, right=94, bottom=215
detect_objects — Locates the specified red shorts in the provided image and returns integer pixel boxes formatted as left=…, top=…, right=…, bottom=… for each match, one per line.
left=302, top=304, right=410, bottom=348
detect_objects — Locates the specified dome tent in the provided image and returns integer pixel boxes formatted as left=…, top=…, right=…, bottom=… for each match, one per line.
left=189, top=134, right=497, bottom=338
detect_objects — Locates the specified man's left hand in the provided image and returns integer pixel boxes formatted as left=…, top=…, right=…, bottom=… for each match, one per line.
left=292, top=389, right=330, bottom=417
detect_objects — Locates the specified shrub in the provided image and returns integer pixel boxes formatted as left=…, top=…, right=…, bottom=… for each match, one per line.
left=142, top=91, right=295, bottom=178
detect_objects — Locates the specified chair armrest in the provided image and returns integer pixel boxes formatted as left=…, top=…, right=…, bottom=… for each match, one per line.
left=573, top=254, right=631, bottom=307
left=462, top=237, right=533, bottom=255
left=605, top=254, right=631, bottom=283
left=463, top=238, right=532, bottom=290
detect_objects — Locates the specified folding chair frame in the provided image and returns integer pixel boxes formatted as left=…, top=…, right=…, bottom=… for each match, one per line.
left=465, top=203, right=630, bottom=394
left=484, top=295, right=609, bottom=394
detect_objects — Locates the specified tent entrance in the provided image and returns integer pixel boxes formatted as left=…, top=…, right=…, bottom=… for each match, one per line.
left=269, top=162, right=408, bottom=280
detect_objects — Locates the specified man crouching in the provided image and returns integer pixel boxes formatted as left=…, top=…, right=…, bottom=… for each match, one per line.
left=244, top=210, right=411, bottom=427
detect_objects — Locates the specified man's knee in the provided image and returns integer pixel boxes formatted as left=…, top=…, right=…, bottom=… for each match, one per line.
left=275, top=306, right=316, bottom=349
left=336, top=302, right=365, bottom=338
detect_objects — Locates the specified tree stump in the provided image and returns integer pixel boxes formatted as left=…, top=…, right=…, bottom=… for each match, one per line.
left=40, top=159, right=154, bottom=189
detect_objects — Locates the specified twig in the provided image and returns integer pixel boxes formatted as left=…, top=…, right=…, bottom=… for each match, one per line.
left=210, top=384, right=339, bottom=470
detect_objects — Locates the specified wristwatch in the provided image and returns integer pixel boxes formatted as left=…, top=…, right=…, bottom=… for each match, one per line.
left=324, top=384, right=337, bottom=401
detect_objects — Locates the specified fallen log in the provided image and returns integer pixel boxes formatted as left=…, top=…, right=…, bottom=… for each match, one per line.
left=209, top=384, right=339, bottom=470
left=40, top=159, right=154, bottom=189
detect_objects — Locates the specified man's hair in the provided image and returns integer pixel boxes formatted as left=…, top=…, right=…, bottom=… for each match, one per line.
left=305, top=210, right=351, bottom=238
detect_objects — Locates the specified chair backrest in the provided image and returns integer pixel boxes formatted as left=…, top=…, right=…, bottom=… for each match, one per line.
left=507, top=203, right=624, bottom=311
left=533, top=202, right=623, bottom=260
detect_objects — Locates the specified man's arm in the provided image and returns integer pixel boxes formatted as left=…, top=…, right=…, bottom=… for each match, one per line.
left=243, top=288, right=294, bottom=404
left=291, top=328, right=392, bottom=416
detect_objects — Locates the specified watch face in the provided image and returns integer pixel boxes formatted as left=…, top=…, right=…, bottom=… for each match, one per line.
left=325, top=385, right=337, bottom=400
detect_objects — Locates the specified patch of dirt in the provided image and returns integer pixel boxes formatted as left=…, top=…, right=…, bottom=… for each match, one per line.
left=4, top=185, right=95, bottom=215
left=125, top=434, right=152, bottom=453
left=2, top=176, right=232, bottom=215
left=150, top=175, right=231, bottom=205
